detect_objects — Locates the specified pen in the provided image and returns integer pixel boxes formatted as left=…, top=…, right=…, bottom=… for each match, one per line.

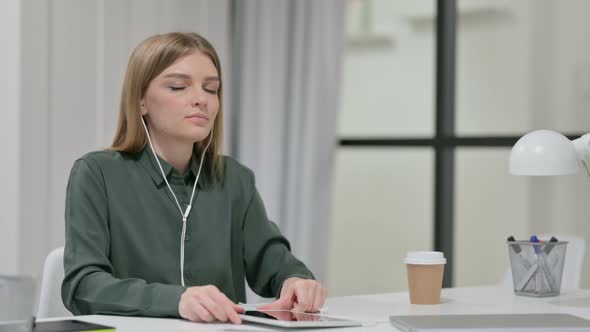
left=507, top=235, right=534, bottom=268
left=507, top=236, right=522, bottom=255
left=545, top=236, right=562, bottom=272
left=543, top=236, right=559, bottom=255
left=515, top=262, right=539, bottom=291
left=508, top=235, right=535, bottom=291
left=530, top=235, right=541, bottom=254
left=531, top=235, right=556, bottom=292
left=530, top=235, right=542, bottom=292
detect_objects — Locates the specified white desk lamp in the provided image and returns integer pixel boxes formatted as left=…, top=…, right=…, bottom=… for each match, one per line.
left=509, top=129, right=590, bottom=176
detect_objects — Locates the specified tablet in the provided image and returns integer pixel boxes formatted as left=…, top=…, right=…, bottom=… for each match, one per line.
left=240, top=310, right=362, bottom=328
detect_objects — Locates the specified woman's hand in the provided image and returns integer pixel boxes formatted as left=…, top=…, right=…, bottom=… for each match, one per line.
left=179, top=285, right=244, bottom=324
left=258, top=277, right=327, bottom=312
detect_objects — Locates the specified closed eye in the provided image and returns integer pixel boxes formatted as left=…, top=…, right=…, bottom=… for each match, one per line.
left=169, top=86, right=186, bottom=91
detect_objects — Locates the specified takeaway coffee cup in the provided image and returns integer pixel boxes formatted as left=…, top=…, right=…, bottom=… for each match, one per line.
left=405, top=251, right=446, bottom=305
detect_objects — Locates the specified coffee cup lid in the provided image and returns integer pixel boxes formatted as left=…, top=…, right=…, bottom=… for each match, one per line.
left=404, top=251, right=446, bottom=265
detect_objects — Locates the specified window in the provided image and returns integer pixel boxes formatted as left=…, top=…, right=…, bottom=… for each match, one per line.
left=329, top=0, right=590, bottom=295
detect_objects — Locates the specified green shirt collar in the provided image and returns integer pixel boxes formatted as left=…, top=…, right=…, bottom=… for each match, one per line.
left=137, top=147, right=211, bottom=189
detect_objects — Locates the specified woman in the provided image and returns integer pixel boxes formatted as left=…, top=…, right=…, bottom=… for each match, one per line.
left=62, top=32, right=326, bottom=324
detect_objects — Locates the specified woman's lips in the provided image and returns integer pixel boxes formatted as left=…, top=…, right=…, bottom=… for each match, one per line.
left=187, top=113, right=209, bottom=124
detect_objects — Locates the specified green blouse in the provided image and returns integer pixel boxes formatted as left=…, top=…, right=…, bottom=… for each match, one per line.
left=61, top=148, right=313, bottom=317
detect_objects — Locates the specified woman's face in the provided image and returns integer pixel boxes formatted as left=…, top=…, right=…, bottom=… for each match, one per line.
left=141, top=50, right=220, bottom=144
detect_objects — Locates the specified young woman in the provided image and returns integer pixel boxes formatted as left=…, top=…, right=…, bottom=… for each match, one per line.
left=62, top=32, right=326, bottom=324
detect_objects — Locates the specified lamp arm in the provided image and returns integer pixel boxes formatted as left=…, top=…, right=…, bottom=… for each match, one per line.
left=572, top=133, right=590, bottom=161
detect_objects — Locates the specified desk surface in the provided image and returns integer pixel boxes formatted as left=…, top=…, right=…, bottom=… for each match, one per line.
left=41, top=285, right=590, bottom=332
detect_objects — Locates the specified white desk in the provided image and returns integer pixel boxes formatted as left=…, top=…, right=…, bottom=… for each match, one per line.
left=42, top=285, right=590, bottom=332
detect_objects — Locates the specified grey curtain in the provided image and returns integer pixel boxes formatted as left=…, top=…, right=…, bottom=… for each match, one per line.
left=230, top=0, right=345, bottom=300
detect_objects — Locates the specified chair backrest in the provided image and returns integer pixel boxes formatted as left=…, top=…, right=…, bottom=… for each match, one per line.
left=37, top=247, right=72, bottom=318
left=502, top=234, right=586, bottom=290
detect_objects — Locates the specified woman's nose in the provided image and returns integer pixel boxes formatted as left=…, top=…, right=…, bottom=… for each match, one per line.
left=191, top=89, right=209, bottom=107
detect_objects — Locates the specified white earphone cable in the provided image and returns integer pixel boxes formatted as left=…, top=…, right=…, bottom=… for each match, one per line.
left=141, top=117, right=213, bottom=286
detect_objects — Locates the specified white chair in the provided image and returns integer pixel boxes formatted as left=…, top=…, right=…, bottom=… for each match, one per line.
left=502, top=234, right=586, bottom=290
left=37, top=247, right=72, bottom=318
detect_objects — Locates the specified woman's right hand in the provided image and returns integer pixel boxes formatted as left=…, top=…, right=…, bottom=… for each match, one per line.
left=179, top=285, right=244, bottom=324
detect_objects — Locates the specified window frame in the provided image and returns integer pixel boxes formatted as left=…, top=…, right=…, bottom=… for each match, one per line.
left=338, top=0, right=585, bottom=287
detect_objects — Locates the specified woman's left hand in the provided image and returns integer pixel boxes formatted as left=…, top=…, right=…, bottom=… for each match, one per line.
left=258, top=277, right=327, bottom=312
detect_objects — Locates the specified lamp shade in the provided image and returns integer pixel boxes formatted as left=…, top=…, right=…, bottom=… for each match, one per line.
left=509, top=129, right=580, bottom=176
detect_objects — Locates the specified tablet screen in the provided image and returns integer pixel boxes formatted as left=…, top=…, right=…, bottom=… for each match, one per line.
left=243, top=310, right=353, bottom=322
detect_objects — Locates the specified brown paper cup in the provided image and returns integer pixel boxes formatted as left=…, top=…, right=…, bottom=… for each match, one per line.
left=405, top=251, right=446, bottom=304
left=406, top=263, right=444, bottom=304
left=406, top=264, right=445, bottom=304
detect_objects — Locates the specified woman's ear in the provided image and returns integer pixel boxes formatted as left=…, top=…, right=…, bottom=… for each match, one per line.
left=140, top=100, right=147, bottom=115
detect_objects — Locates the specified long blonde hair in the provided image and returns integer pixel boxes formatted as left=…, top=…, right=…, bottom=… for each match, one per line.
left=111, top=32, right=224, bottom=179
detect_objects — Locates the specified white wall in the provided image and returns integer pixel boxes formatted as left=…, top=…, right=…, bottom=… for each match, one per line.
left=0, top=0, right=21, bottom=274
left=3, top=0, right=231, bottom=277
